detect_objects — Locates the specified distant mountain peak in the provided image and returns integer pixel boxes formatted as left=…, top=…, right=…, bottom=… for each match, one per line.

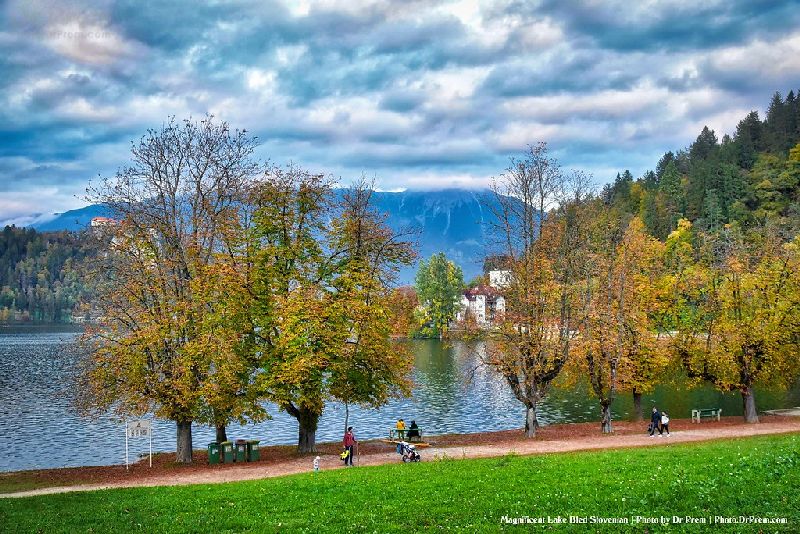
left=16, top=188, right=505, bottom=283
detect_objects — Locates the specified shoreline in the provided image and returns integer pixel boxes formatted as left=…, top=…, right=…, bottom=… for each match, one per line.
left=3, top=414, right=800, bottom=498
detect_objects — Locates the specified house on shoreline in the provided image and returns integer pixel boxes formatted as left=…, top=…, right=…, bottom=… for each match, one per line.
left=456, top=284, right=506, bottom=326
left=455, top=268, right=511, bottom=327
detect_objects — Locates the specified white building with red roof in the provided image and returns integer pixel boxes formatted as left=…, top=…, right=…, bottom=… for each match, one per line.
left=456, top=284, right=505, bottom=326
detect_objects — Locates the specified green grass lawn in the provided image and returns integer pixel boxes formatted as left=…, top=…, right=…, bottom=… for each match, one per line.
left=1, top=434, right=799, bottom=533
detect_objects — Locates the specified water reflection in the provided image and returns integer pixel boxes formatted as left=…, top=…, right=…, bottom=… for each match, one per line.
left=1, top=329, right=798, bottom=472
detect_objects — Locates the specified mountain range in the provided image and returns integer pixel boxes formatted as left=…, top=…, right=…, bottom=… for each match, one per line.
left=19, top=189, right=507, bottom=284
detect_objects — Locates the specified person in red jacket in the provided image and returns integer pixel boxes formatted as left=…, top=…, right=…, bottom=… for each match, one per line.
left=343, top=426, right=357, bottom=466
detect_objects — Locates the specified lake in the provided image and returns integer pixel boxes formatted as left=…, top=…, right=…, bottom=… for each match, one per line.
left=1, top=327, right=798, bottom=472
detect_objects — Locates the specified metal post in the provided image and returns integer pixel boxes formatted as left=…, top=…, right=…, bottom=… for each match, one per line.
left=125, top=423, right=129, bottom=470
left=149, top=429, right=153, bottom=468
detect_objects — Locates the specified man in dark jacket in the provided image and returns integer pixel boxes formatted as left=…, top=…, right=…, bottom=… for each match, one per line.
left=407, top=420, right=420, bottom=440
left=650, top=407, right=663, bottom=437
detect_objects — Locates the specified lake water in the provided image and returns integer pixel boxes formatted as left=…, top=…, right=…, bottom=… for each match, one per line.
left=1, top=327, right=799, bottom=472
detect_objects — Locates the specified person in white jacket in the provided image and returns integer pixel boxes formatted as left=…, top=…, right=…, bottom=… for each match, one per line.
left=661, top=411, right=670, bottom=436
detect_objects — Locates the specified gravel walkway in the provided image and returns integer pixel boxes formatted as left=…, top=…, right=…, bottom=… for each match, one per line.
left=4, top=417, right=799, bottom=499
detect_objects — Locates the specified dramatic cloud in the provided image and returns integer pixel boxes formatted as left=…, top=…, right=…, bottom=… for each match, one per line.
left=1, top=0, right=799, bottom=221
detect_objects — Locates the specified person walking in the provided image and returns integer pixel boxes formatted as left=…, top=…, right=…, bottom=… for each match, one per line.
left=343, top=426, right=357, bottom=466
left=661, top=411, right=670, bottom=436
left=650, top=407, right=663, bottom=437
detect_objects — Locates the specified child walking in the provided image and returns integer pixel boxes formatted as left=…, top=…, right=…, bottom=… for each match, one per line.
left=661, top=411, right=670, bottom=436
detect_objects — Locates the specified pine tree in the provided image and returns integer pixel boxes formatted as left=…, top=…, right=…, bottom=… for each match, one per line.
left=639, top=191, right=658, bottom=236
left=764, top=91, right=793, bottom=154
left=734, top=111, right=765, bottom=169
left=786, top=90, right=798, bottom=145
left=689, top=126, right=718, bottom=161
left=701, top=190, right=723, bottom=232
left=655, top=152, right=676, bottom=181
left=657, top=161, right=685, bottom=238
left=641, top=170, right=658, bottom=190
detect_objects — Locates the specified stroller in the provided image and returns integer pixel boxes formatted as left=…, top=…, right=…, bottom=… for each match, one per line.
left=396, top=441, right=421, bottom=463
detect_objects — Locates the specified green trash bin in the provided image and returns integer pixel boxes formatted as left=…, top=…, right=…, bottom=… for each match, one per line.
left=234, top=440, right=247, bottom=462
left=220, top=441, right=234, bottom=464
left=208, top=442, right=220, bottom=465
left=246, top=440, right=260, bottom=462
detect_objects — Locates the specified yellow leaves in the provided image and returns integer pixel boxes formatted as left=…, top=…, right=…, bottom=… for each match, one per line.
left=567, top=212, right=674, bottom=401
left=784, top=235, right=800, bottom=255
left=673, top=225, right=800, bottom=392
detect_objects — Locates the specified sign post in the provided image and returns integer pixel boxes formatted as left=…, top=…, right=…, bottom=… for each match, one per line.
left=125, top=419, right=153, bottom=470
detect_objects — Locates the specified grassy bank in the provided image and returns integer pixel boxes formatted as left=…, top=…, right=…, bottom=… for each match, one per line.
left=1, top=433, right=798, bottom=532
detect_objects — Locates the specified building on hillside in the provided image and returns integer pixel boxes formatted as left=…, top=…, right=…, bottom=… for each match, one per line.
left=90, top=216, right=118, bottom=227
left=483, top=254, right=512, bottom=290
left=456, top=285, right=505, bottom=326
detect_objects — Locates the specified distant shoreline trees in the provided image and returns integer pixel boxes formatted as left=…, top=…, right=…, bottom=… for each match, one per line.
left=414, top=252, right=464, bottom=339
left=0, top=226, right=97, bottom=323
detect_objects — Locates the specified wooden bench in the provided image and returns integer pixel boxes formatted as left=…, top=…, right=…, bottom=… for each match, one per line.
left=691, top=408, right=722, bottom=422
left=389, top=428, right=423, bottom=442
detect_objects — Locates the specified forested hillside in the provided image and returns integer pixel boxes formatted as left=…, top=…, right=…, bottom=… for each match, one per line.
left=0, top=226, right=96, bottom=323
left=603, top=90, right=800, bottom=238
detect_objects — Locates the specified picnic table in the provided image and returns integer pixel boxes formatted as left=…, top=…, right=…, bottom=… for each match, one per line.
left=691, top=408, right=722, bottom=422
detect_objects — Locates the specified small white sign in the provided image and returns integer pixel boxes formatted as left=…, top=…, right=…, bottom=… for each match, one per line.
left=127, top=419, right=152, bottom=438
left=125, top=419, right=153, bottom=469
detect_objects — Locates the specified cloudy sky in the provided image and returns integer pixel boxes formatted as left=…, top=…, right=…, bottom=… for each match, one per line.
left=2, top=0, right=800, bottom=223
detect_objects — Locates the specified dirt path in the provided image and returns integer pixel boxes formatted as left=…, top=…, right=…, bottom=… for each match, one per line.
left=3, top=416, right=799, bottom=499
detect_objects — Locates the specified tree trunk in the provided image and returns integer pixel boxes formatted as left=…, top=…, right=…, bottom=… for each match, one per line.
left=215, top=424, right=227, bottom=443
left=600, top=402, right=613, bottom=433
left=176, top=420, right=193, bottom=464
left=632, top=390, right=642, bottom=422
left=297, top=407, right=320, bottom=453
left=524, top=404, right=539, bottom=438
left=742, top=386, right=759, bottom=423
left=343, top=402, right=349, bottom=435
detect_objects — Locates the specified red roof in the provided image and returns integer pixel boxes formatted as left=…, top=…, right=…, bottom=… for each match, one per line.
left=464, top=285, right=502, bottom=299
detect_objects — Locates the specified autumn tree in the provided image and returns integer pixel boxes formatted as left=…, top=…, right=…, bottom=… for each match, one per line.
left=414, top=252, right=464, bottom=338
left=191, top=215, right=269, bottom=443
left=483, top=143, right=590, bottom=437
left=603, top=215, right=671, bottom=423
left=247, top=167, right=334, bottom=453
left=326, top=183, right=416, bottom=434
left=677, top=224, right=800, bottom=422
left=386, top=286, right=419, bottom=338
left=575, top=212, right=666, bottom=432
left=78, top=116, right=259, bottom=463
left=249, top=170, right=414, bottom=452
